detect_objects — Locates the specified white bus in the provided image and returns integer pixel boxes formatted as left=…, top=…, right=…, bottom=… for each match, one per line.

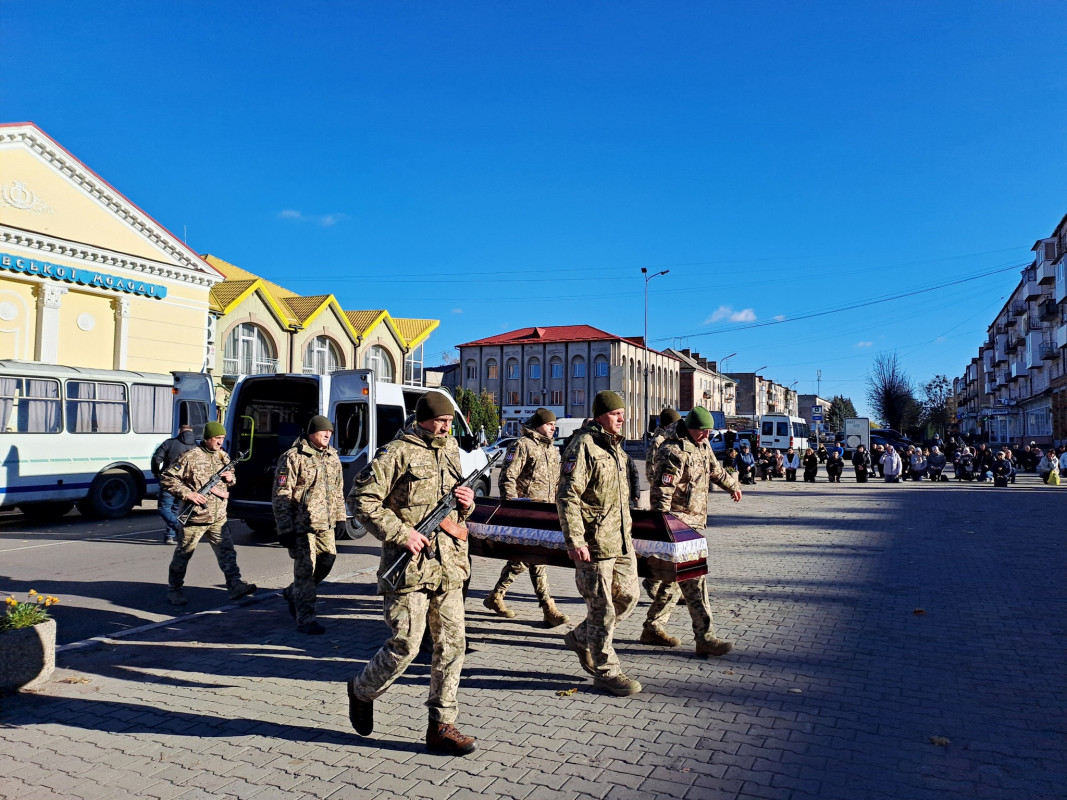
left=758, top=414, right=811, bottom=454
left=0, top=360, right=215, bottom=520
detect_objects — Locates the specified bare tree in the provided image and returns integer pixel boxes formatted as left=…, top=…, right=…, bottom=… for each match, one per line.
left=921, top=375, right=953, bottom=435
left=866, top=352, right=920, bottom=432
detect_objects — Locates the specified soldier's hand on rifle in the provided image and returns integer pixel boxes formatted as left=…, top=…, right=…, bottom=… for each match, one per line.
left=404, top=527, right=432, bottom=555
left=453, top=485, right=475, bottom=509
left=568, top=546, right=591, bottom=563
left=186, top=492, right=209, bottom=506
left=221, top=471, right=236, bottom=485
left=210, top=486, right=230, bottom=499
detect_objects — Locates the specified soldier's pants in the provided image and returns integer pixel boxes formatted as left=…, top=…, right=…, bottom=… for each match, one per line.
left=168, top=520, right=242, bottom=590
left=493, top=560, right=553, bottom=605
left=643, top=576, right=717, bottom=643
left=287, top=527, right=337, bottom=625
left=572, top=551, right=639, bottom=678
left=351, top=587, right=465, bottom=724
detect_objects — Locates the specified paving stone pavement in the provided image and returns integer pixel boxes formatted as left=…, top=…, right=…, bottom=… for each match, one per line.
left=1, top=471, right=1065, bottom=800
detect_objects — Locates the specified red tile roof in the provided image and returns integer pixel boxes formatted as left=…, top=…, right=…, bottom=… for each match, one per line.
left=458, top=325, right=676, bottom=358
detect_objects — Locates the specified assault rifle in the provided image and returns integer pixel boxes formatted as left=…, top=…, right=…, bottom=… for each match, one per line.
left=380, top=449, right=503, bottom=591
left=177, top=450, right=249, bottom=525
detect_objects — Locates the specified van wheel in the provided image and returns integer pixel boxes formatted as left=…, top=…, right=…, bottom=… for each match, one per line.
left=81, top=470, right=137, bottom=519
left=337, top=517, right=366, bottom=541
left=246, top=520, right=278, bottom=540
left=19, top=501, right=76, bottom=521
left=474, top=478, right=489, bottom=499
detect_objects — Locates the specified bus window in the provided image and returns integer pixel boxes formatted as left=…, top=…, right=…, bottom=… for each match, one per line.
left=178, top=400, right=208, bottom=439
left=376, top=404, right=406, bottom=449
left=0, top=377, right=61, bottom=433
left=761, top=420, right=774, bottom=436
left=335, top=402, right=369, bottom=456
left=66, top=381, right=129, bottom=433
left=131, top=383, right=173, bottom=433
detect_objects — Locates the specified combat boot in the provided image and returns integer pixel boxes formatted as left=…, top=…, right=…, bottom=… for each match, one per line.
left=483, top=591, right=515, bottom=618
left=426, top=721, right=477, bottom=755
left=540, top=600, right=569, bottom=628
left=166, top=588, right=187, bottom=607
left=695, top=638, right=733, bottom=658
left=639, top=626, right=681, bottom=647
left=593, top=673, right=642, bottom=697
left=562, top=629, right=596, bottom=675
left=228, top=581, right=257, bottom=600
left=347, top=678, right=373, bottom=736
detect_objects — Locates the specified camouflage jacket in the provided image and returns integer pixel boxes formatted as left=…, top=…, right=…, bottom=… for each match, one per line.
left=645, top=422, right=679, bottom=484
left=159, top=445, right=234, bottom=525
left=500, top=426, right=560, bottom=501
left=272, top=437, right=346, bottom=536
left=650, top=426, right=739, bottom=530
left=349, top=422, right=473, bottom=594
left=556, top=421, right=632, bottom=558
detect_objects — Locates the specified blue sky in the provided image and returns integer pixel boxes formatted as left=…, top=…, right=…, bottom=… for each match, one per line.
left=3, top=1, right=1064, bottom=415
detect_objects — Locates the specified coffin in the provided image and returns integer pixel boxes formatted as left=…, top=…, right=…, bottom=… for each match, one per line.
left=467, top=498, right=709, bottom=583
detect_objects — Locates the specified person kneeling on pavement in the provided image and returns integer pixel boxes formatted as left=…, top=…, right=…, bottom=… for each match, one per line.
left=272, top=415, right=346, bottom=635
left=642, top=407, right=740, bottom=658
left=160, top=421, right=256, bottom=606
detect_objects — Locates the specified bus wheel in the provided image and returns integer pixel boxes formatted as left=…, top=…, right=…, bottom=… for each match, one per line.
left=19, top=501, right=76, bottom=521
left=337, top=517, right=366, bottom=541
left=81, top=470, right=137, bottom=519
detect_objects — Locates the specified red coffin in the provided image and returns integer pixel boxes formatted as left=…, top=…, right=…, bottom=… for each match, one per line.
left=467, top=498, right=709, bottom=583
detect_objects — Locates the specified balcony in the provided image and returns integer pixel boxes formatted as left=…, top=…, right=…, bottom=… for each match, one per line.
left=1010, top=300, right=1027, bottom=317
left=1006, top=334, right=1022, bottom=353
left=223, top=356, right=279, bottom=376
left=1059, top=322, right=1067, bottom=350
left=1039, top=342, right=1058, bottom=360
left=1037, top=259, right=1057, bottom=285
left=1021, top=270, right=1041, bottom=300
left=1022, top=317, right=1045, bottom=336
left=1039, top=298, right=1059, bottom=321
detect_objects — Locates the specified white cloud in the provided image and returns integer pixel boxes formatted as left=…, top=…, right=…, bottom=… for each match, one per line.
left=451, top=308, right=463, bottom=314
left=774, top=314, right=787, bottom=322
left=278, top=209, right=346, bottom=227
left=855, top=341, right=874, bottom=347
left=705, top=305, right=757, bottom=324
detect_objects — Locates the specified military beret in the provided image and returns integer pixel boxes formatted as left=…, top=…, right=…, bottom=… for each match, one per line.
left=203, top=421, right=226, bottom=439
left=416, top=392, right=455, bottom=421
left=591, top=390, right=625, bottom=417
left=528, top=407, right=556, bottom=427
left=307, top=414, right=333, bottom=434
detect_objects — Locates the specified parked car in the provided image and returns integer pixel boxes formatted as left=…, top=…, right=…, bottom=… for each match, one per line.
left=484, top=436, right=517, bottom=457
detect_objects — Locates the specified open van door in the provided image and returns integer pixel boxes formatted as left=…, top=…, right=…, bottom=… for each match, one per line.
left=328, top=369, right=377, bottom=539
left=172, top=372, right=216, bottom=439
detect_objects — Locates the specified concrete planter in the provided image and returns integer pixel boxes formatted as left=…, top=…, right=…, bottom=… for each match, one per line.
left=0, top=618, right=57, bottom=693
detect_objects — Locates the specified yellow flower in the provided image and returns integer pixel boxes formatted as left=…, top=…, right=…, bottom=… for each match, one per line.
left=28, top=589, right=37, bottom=595
left=5, top=596, right=15, bottom=605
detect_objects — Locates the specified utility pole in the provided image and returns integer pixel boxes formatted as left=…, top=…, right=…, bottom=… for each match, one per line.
left=642, top=267, right=669, bottom=446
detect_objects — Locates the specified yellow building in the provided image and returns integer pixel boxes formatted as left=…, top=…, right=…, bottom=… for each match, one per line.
left=0, top=123, right=222, bottom=372
left=205, top=255, right=439, bottom=412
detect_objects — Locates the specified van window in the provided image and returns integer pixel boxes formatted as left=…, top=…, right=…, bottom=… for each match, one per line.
left=793, top=422, right=809, bottom=439
left=376, top=404, right=406, bottom=449
left=776, top=422, right=789, bottom=437
left=335, top=402, right=369, bottom=456
left=178, top=400, right=208, bottom=440
left=761, top=421, right=774, bottom=436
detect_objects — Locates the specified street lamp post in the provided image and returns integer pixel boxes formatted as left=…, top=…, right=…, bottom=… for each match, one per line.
left=718, top=352, right=737, bottom=422
left=642, top=267, right=669, bottom=445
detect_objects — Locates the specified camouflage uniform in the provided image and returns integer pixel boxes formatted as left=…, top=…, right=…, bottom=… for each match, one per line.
left=557, top=421, right=639, bottom=678
left=645, top=427, right=739, bottom=644
left=273, top=436, right=346, bottom=625
left=492, top=427, right=561, bottom=608
left=161, top=445, right=246, bottom=593
left=347, top=422, right=473, bottom=724
left=644, top=421, right=679, bottom=485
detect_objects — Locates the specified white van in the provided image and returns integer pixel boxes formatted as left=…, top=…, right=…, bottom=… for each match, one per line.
left=758, top=414, right=811, bottom=453
left=223, top=370, right=489, bottom=539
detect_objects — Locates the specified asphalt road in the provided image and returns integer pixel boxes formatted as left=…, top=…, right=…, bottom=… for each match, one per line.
left=0, top=503, right=382, bottom=646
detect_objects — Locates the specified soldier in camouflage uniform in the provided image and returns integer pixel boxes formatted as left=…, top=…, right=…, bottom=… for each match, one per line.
left=161, top=421, right=256, bottom=607
left=557, top=391, right=642, bottom=697
left=272, top=415, right=346, bottom=635
left=644, top=406, right=740, bottom=657
left=644, top=406, right=681, bottom=485
left=484, top=408, right=568, bottom=627
left=346, top=392, right=478, bottom=756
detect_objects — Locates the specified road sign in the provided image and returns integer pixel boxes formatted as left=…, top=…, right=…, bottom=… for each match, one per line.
left=812, top=414, right=823, bottom=422
left=811, top=405, right=822, bottom=413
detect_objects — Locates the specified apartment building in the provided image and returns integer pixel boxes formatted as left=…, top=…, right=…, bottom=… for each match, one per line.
left=954, top=214, right=1067, bottom=446
left=455, top=325, right=680, bottom=440
left=726, top=372, right=798, bottom=422
left=663, top=348, right=736, bottom=416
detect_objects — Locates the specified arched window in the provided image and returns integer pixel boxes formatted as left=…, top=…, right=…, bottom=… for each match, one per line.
left=465, top=359, right=478, bottom=381
left=528, top=357, right=541, bottom=380
left=594, top=355, right=609, bottom=379
left=223, top=323, right=275, bottom=375
left=303, top=336, right=342, bottom=375
left=486, top=359, right=499, bottom=380
left=571, top=356, right=586, bottom=378
left=506, top=358, right=520, bottom=381
left=364, top=345, right=395, bottom=383
left=550, top=357, right=564, bottom=379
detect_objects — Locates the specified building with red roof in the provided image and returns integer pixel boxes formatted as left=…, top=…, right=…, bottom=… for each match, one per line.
left=454, top=325, right=681, bottom=440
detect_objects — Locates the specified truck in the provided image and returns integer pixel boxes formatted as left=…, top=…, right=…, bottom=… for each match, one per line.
left=222, top=370, right=490, bottom=540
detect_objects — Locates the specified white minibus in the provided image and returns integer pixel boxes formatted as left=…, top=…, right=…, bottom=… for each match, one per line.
left=758, top=414, right=811, bottom=453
